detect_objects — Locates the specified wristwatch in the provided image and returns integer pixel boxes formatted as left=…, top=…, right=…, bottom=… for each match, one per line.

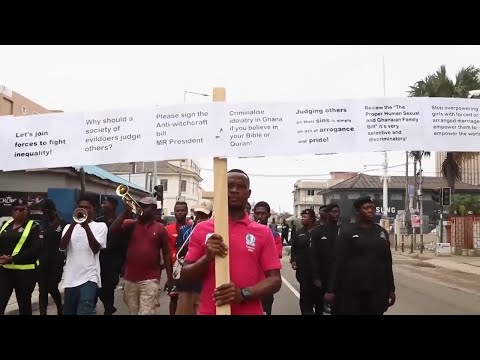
left=240, top=288, right=253, bottom=303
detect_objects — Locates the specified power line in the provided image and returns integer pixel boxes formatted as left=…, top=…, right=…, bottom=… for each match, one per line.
left=199, top=163, right=407, bottom=178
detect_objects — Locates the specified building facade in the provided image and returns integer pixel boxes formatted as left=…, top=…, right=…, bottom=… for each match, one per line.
left=322, top=173, right=480, bottom=225
left=292, top=172, right=358, bottom=217
left=99, top=160, right=203, bottom=216
left=0, top=84, right=61, bottom=116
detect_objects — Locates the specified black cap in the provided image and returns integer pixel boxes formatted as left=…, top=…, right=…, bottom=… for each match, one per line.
left=353, top=196, right=374, bottom=210
left=301, top=208, right=316, bottom=218
left=324, top=203, right=339, bottom=212
left=43, top=199, right=56, bottom=211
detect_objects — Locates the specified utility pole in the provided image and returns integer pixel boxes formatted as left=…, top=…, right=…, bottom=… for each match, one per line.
left=177, top=160, right=183, bottom=200
left=418, top=153, right=424, bottom=254
left=403, top=151, right=409, bottom=252
left=411, top=156, right=417, bottom=253
left=153, top=161, right=157, bottom=193
left=382, top=151, right=389, bottom=230
left=381, top=55, right=389, bottom=231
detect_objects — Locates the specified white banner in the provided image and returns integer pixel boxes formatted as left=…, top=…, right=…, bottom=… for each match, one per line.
left=0, top=97, right=479, bottom=171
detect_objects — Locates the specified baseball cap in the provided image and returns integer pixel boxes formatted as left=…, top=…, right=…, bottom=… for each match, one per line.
left=194, top=199, right=213, bottom=215
left=139, top=197, right=157, bottom=207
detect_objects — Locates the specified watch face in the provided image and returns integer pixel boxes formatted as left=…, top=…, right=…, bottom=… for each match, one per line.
left=242, top=289, right=252, bottom=299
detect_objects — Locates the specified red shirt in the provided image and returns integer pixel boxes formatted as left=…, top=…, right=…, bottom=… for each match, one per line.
left=272, top=231, right=283, bottom=259
left=166, top=221, right=191, bottom=263
left=122, top=219, right=168, bottom=282
left=185, top=213, right=282, bottom=315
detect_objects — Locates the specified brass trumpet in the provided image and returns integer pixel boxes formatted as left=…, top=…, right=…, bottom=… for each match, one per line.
left=116, top=184, right=143, bottom=215
left=73, top=208, right=88, bottom=224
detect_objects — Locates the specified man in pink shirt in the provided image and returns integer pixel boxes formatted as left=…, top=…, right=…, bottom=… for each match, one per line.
left=181, top=169, right=282, bottom=315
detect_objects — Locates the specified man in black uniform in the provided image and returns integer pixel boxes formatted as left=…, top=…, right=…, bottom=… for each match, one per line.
left=290, top=208, right=321, bottom=315
left=38, top=200, right=66, bottom=315
left=310, top=203, right=340, bottom=315
left=325, top=197, right=396, bottom=315
left=281, top=219, right=289, bottom=245
left=96, top=196, right=123, bottom=315
left=0, top=199, right=41, bottom=315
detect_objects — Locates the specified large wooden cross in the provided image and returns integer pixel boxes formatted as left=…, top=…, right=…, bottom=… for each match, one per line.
left=212, top=87, right=231, bottom=315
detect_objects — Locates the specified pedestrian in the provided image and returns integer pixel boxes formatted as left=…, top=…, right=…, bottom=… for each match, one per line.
left=165, top=201, right=191, bottom=315
left=60, top=195, right=107, bottom=315
left=96, top=196, right=123, bottom=315
left=181, top=169, right=282, bottom=315
left=110, top=197, right=173, bottom=315
left=290, top=208, right=321, bottom=315
left=310, top=203, right=340, bottom=315
left=281, top=219, right=289, bottom=246
left=324, top=196, right=396, bottom=315
left=38, top=199, right=66, bottom=315
left=0, top=198, right=41, bottom=315
left=253, top=201, right=283, bottom=315
left=175, top=199, right=213, bottom=315
left=289, top=221, right=296, bottom=245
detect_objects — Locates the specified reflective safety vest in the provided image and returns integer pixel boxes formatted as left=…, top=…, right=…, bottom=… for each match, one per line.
left=0, top=220, right=39, bottom=270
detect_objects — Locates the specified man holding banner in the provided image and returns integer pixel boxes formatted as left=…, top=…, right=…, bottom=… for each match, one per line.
left=180, top=169, right=282, bottom=315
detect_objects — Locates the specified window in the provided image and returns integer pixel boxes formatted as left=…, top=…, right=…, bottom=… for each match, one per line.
left=21, top=106, right=27, bottom=115
left=307, top=189, right=314, bottom=196
left=160, top=179, right=168, bottom=192
left=181, top=180, right=187, bottom=192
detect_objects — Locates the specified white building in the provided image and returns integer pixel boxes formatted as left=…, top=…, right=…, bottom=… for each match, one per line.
left=292, top=172, right=357, bottom=218
left=99, top=160, right=203, bottom=216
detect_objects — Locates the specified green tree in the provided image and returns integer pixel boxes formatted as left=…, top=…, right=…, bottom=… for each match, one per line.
left=449, top=194, right=480, bottom=215
left=408, top=65, right=480, bottom=192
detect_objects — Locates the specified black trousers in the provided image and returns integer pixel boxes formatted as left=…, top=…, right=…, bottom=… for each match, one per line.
left=0, top=268, right=37, bottom=315
left=97, top=255, right=121, bottom=315
left=262, top=294, right=274, bottom=315
left=296, top=268, right=323, bottom=315
left=335, top=289, right=389, bottom=315
left=38, top=256, right=64, bottom=315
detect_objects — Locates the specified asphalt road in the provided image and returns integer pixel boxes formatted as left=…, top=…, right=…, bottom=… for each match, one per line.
left=32, top=253, right=480, bottom=315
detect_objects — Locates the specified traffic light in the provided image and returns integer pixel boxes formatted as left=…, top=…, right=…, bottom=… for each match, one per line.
left=441, top=187, right=451, bottom=206
left=431, top=187, right=441, bottom=205
left=154, top=185, right=163, bottom=202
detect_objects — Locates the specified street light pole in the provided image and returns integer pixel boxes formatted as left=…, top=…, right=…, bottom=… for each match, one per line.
left=180, top=90, right=210, bottom=201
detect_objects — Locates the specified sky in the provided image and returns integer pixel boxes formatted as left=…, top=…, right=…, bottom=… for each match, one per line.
left=1, top=45, right=479, bottom=212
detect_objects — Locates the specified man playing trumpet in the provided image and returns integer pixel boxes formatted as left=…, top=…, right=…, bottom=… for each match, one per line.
left=110, top=196, right=173, bottom=315
left=60, top=195, right=107, bottom=315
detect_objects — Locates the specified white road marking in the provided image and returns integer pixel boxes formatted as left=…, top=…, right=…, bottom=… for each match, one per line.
left=281, top=275, right=300, bottom=299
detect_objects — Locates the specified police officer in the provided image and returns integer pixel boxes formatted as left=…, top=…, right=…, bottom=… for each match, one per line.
left=38, top=199, right=66, bottom=315
left=325, top=197, right=396, bottom=315
left=290, top=208, right=321, bottom=315
left=0, top=198, right=41, bottom=315
left=310, top=203, right=340, bottom=315
left=96, top=196, right=123, bottom=315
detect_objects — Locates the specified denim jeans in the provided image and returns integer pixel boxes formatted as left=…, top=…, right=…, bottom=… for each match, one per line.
left=63, top=281, right=98, bottom=315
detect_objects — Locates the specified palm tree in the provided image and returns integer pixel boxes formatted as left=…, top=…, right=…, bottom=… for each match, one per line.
left=408, top=65, right=480, bottom=192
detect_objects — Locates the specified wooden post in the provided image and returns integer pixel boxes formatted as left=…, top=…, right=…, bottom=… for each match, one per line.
left=212, top=87, right=230, bottom=315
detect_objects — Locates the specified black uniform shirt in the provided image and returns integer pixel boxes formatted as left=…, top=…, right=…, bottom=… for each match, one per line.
left=40, top=215, right=66, bottom=260
left=0, top=220, right=41, bottom=265
left=328, top=223, right=395, bottom=294
left=290, top=226, right=315, bottom=269
left=310, top=223, right=339, bottom=286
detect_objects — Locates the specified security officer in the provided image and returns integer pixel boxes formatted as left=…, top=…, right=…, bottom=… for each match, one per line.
left=290, top=208, right=321, bottom=315
left=38, top=199, right=66, bottom=315
left=0, top=198, right=41, bottom=315
left=325, top=196, right=396, bottom=315
left=310, top=203, right=340, bottom=315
